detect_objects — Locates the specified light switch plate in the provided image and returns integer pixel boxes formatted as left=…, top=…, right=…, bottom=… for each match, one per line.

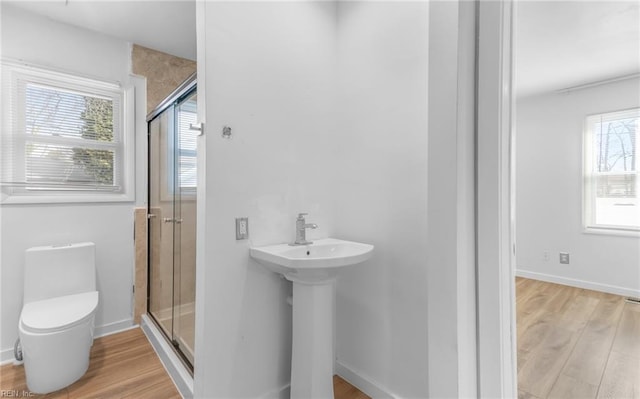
left=236, top=217, right=249, bottom=240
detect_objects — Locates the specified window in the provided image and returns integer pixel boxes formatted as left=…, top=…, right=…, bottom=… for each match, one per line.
left=1, top=61, right=133, bottom=203
left=174, top=94, right=197, bottom=192
left=584, top=108, right=639, bottom=233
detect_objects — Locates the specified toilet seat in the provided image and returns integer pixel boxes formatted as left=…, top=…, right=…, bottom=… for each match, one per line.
left=20, top=291, right=99, bottom=333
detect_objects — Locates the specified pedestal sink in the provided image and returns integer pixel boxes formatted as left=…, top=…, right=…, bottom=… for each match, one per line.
left=250, top=238, right=374, bottom=399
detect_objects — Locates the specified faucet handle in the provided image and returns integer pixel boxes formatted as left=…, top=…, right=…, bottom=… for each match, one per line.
left=296, top=213, right=308, bottom=220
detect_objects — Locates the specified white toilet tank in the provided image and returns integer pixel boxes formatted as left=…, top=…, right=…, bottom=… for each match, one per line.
left=24, top=242, right=96, bottom=304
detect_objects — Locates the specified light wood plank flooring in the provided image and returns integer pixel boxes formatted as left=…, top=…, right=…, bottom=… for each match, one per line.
left=1, top=327, right=369, bottom=398
left=517, top=277, right=640, bottom=399
left=4, top=280, right=635, bottom=399
left=335, top=375, right=371, bottom=399
left=0, top=328, right=181, bottom=398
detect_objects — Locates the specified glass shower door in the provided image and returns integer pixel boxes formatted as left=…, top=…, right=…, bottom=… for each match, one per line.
left=148, top=110, right=175, bottom=342
left=148, top=83, right=197, bottom=368
left=173, top=91, right=197, bottom=364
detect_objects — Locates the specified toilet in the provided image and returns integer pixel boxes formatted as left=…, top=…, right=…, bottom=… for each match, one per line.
left=18, top=242, right=99, bottom=394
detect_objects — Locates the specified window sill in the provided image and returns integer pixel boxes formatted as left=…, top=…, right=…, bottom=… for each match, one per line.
left=1, top=191, right=134, bottom=205
left=583, top=227, right=640, bottom=238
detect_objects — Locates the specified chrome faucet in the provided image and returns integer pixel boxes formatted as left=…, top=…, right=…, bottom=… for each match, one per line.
left=290, top=213, right=318, bottom=246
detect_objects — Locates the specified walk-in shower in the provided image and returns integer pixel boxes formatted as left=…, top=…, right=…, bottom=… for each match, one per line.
left=147, top=74, right=197, bottom=369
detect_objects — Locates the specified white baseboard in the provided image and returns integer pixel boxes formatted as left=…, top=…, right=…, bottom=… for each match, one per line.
left=516, top=269, right=640, bottom=298
left=335, top=360, right=396, bottom=399
left=94, top=318, right=136, bottom=338
left=256, top=362, right=391, bottom=399
left=0, top=348, right=16, bottom=366
left=259, top=383, right=290, bottom=399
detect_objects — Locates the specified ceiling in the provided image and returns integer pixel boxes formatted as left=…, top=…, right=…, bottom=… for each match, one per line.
left=3, top=0, right=197, bottom=61
left=3, top=1, right=638, bottom=97
left=515, top=1, right=640, bottom=97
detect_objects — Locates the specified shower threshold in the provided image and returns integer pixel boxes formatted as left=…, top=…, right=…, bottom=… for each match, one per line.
left=142, top=314, right=194, bottom=399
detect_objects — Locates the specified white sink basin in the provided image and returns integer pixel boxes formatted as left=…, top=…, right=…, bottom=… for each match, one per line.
left=250, top=238, right=374, bottom=283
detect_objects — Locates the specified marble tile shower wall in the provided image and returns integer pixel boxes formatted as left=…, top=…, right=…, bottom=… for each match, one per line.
left=131, top=44, right=196, bottom=115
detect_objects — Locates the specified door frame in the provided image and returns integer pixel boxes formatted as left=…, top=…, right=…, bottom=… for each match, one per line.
left=476, top=1, right=517, bottom=397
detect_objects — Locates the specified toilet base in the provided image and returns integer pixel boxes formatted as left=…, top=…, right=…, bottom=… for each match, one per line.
left=19, top=317, right=94, bottom=394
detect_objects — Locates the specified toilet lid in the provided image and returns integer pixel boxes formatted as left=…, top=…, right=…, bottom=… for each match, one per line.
left=21, top=291, right=99, bottom=332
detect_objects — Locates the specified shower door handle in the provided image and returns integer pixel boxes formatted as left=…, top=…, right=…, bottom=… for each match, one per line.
left=190, top=122, right=204, bottom=136
left=163, top=218, right=175, bottom=223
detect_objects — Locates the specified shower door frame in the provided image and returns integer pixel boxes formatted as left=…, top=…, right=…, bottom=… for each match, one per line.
left=146, top=74, right=197, bottom=372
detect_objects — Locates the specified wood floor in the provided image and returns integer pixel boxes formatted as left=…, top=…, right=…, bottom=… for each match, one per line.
left=334, top=375, right=371, bottom=399
left=0, top=328, right=181, bottom=399
left=0, top=327, right=368, bottom=399
left=516, top=277, right=640, bottom=399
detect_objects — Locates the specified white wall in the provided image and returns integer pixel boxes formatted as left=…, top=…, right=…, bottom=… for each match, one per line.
left=516, top=77, right=640, bottom=296
left=0, top=4, right=141, bottom=362
left=194, top=2, right=337, bottom=397
left=195, top=2, right=478, bottom=398
left=333, top=2, right=429, bottom=397
left=334, top=2, right=477, bottom=398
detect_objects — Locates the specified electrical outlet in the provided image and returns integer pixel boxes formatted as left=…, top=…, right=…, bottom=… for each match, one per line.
left=559, top=252, right=570, bottom=264
left=236, top=217, right=249, bottom=240
left=543, top=251, right=550, bottom=262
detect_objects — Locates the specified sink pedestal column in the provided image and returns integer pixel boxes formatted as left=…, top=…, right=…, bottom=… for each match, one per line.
left=289, top=279, right=334, bottom=399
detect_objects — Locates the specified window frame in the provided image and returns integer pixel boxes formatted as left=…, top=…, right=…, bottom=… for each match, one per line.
left=172, top=94, right=198, bottom=196
left=1, top=60, right=134, bottom=204
left=583, top=107, right=639, bottom=235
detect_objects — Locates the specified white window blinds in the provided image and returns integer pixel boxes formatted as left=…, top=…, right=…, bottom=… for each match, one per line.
left=22, top=82, right=121, bottom=189
left=176, top=98, right=197, bottom=189
left=2, top=62, right=127, bottom=199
